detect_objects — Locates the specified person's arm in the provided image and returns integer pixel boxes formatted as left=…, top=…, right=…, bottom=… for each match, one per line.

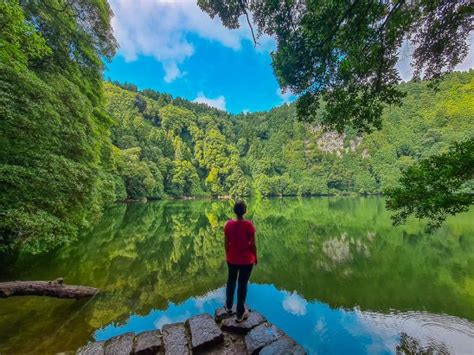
left=224, top=223, right=229, bottom=255
left=249, top=222, right=257, bottom=264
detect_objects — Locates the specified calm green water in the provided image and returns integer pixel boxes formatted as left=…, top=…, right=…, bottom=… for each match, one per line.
left=0, top=197, right=473, bottom=354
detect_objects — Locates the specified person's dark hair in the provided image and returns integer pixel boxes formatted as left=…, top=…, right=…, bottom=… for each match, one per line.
left=233, top=201, right=247, bottom=218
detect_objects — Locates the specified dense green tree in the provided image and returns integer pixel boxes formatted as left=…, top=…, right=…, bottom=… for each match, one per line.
left=386, top=138, right=474, bottom=231
left=0, top=0, right=117, bottom=254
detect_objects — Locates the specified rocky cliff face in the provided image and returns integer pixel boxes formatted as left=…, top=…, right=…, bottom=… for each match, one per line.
left=307, top=124, right=369, bottom=158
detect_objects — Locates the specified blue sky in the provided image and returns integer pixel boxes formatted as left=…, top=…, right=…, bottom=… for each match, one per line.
left=105, top=35, right=289, bottom=113
left=105, top=0, right=293, bottom=114
left=105, top=0, right=473, bottom=114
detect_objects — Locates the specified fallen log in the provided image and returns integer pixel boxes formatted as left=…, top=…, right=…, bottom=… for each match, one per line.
left=0, top=278, right=99, bottom=299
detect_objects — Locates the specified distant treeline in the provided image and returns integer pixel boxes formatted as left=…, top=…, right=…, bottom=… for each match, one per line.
left=105, top=71, right=473, bottom=200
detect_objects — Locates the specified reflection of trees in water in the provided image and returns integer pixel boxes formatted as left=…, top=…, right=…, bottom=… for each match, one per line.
left=1, top=197, right=473, bottom=354
left=250, top=198, right=474, bottom=318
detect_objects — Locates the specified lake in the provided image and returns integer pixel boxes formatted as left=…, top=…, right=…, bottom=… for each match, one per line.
left=0, top=197, right=473, bottom=354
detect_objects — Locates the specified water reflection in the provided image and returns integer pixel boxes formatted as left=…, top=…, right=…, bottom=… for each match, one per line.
left=95, top=284, right=474, bottom=355
left=0, top=197, right=473, bottom=354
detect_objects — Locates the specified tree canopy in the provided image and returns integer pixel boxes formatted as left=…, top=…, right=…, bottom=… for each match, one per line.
left=386, top=137, right=474, bottom=231
left=198, top=0, right=473, bottom=132
left=1, top=0, right=117, bottom=254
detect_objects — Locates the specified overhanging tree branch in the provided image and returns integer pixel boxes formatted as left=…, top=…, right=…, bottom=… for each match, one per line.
left=238, top=0, right=259, bottom=46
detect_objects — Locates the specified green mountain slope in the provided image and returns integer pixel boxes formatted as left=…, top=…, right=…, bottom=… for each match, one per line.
left=105, top=70, right=474, bottom=199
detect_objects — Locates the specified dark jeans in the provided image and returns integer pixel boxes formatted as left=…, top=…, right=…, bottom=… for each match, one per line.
left=226, top=262, right=253, bottom=317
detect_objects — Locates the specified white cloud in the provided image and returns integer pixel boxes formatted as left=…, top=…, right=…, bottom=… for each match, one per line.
left=109, top=0, right=275, bottom=83
left=282, top=291, right=307, bottom=316
left=163, top=61, right=184, bottom=83
left=455, top=32, right=474, bottom=72
left=193, top=92, right=226, bottom=111
left=397, top=33, right=474, bottom=82
left=276, top=88, right=294, bottom=104
left=396, top=40, right=414, bottom=82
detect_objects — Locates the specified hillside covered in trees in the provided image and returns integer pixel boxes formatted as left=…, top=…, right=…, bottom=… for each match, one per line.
left=106, top=71, right=473, bottom=200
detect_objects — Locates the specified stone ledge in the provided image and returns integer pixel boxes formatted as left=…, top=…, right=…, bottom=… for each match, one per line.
left=260, top=336, right=306, bottom=355
left=245, top=323, right=285, bottom=355
left=77, top=340, right=105, bottom=355
left=76, top=309, right=305, bottom=355
left=162, top=322, right=190, bottom=355
left=220, top=311, right=266, bottom=335
left=104, top=332, right=134, bottom=355
left=133, top=330, right=162, bottom=355
left=187, top=313, right=224, bottom=351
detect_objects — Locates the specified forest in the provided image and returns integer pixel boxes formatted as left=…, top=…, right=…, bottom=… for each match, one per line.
left=1, top=0, right=473, bottom=256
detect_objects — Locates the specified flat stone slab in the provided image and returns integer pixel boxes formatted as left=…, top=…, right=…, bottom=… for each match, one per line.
left=260, top=336, right=306, bottom=355
left=221, top=311, right=266, bottom=334
left=162, top=322, right=190, bottom=355
left=215, top=306, right=234, bottom=322
left=187, top=313, right=224, bottom=351
left=77, top=341, right=105, bottom=355
left=199, top=333, right=247, bottom=355
left=215, top=305, right=251, bottom=322
left=245, top=323, right=284, bottom=355
left=104, top=332, right=135, bottom=355
left=133, top=329, right=162, bottom=354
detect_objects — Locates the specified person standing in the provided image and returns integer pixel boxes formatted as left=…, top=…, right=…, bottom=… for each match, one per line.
left=224, top=201, right=257, bottom=322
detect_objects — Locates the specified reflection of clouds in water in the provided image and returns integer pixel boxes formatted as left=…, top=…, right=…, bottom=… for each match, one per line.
left=314, top=317, right=326, bottom=334
left=193, top=288, right=225, bottom=312
left=153, top=312, right=190, bottom=330
left=96, top=284, right=474, bottom=355
left=343, top=308, right=474, bottom=354
left=282, top=291, right=308, bottom=316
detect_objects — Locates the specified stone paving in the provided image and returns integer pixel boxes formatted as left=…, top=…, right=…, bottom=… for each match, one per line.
left=76, top=308, right=305, bottom=354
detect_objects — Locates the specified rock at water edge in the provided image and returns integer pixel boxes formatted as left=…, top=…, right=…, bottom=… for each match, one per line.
left=221, top=311, right=266, bottom=334
left=162, top=322, right=190, bottom=355
left=133, top=329, right=162, bottom=355
left=245, top=323, right=284, bottom=355
left=77, top=341, right=105, bottom=355
left=215, top=306, right=234, bottom=322
left=104, top=332, right=135, bottom=355
left=215, top=305, right=250, bottom=323
left=260, top=336, right=306, bottom=355
left=187, top=313, right=224, bottom=351
left=199, top=333, right=247, bottom=355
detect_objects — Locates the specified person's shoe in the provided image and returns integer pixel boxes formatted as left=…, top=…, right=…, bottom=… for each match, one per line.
left=224, top=305, right=233, bottom=314
left=236, top=311, right=249, bottom=323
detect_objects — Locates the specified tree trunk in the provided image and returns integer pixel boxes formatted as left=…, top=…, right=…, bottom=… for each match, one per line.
left=0, top=278, right=99, bottom=299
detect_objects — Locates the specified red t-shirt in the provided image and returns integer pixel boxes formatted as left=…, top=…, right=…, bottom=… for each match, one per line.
left=224, top=219, right=257, bottom=265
